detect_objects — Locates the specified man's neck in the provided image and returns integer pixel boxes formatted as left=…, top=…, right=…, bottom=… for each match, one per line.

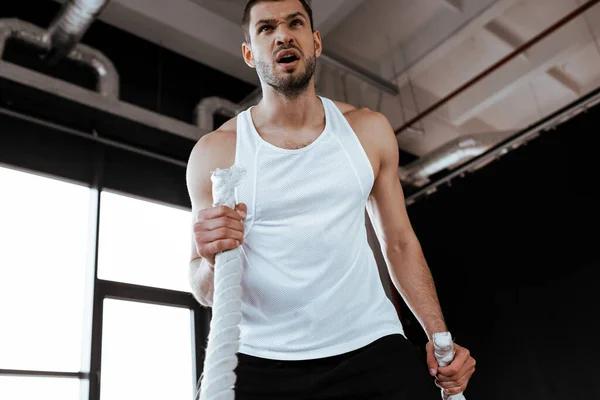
left=254, top=85, right=323, bottom=131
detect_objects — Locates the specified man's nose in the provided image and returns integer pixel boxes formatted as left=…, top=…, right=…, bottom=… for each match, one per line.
left=276, top=28, right=295, bottom=46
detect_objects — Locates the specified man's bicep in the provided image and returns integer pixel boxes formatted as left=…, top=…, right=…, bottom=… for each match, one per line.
left=186, top=130, right=237, bottom=260
left=366, top=114, right=417, bottom=252
left=186, top=135, right=218, bottom=260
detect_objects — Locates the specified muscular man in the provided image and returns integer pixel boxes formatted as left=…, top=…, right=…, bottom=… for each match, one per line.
left=187, top=0, right=476, bottom=398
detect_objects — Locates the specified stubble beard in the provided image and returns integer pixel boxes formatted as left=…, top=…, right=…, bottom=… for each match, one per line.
left=256, top=52, right=317, bottom=100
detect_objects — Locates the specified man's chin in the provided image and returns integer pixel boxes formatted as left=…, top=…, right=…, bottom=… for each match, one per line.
left=276, top=64, right=300, bottom=74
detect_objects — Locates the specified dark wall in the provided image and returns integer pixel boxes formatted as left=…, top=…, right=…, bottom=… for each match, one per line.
left=401, top=101, right=600, bottom=399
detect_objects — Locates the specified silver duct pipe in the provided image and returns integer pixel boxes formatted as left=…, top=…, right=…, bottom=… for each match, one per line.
left=44, top=0, right=110, bottom=63
left=398, top=131, right=515, bottom=187
left=0, top=18, right=119, bottom=98
left=194, top=91, right=265, bottom=132
left=194, top=97, right=243, bottom=132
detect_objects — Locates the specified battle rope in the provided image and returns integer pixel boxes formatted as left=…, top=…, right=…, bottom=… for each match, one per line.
left=198, top=165, right=246, bottom=400
left=433, top=331, right=466, bottom=400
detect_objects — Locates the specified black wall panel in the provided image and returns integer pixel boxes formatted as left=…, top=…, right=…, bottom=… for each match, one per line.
left=401, top=101, right=600, bottom=399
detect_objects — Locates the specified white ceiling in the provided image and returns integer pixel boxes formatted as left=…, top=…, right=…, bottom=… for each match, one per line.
left=88, top=0, right=600, bottom=157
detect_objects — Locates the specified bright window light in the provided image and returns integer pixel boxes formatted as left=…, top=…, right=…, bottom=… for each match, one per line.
left=0, top=375, right=82, bottom=400
left=98, top=190, right=192, bottom=292
left=100, top=299, right=195, bottom=400
left=0, top=166, right=89, bottom=372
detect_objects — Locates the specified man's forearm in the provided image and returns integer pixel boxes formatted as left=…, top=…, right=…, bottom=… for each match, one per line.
left=189, top=257, right=214, bottom=307
left=385, top=240, right=447, bottom=341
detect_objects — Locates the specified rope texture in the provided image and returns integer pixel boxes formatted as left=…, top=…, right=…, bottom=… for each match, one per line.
left=433, top=332, right=466, bottom=400
left=198, top=165, right=246, bottom=400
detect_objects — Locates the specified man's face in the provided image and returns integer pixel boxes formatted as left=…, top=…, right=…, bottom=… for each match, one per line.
left=243, top=0, right=322, bottom=98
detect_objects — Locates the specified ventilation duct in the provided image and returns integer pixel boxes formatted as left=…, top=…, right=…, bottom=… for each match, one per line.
left=194, top=97, right=242, bottom=132
left=398, top=131, right=515, bottom=187
left=44, top=0, right=111, bottom=63
left=194, top=89, right=263, bottom=132
left=0, top=18, right=118, bottom=98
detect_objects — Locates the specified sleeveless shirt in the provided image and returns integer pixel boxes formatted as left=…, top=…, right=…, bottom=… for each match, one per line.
left=234, top=96, right=405, bottom=360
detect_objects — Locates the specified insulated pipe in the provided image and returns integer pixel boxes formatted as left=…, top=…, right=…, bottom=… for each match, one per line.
left=44, top=0, right=111, bottom=63
left=398, top=131, right=514, bottom=186
left=0, top=18, right=119, bottom=98
left=194, top=97, right=242, bottom=132
left=394, top=0, right=600, bottom=136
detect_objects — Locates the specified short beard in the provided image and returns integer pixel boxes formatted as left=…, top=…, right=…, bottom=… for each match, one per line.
left=256, top=53, right=317, bottom=100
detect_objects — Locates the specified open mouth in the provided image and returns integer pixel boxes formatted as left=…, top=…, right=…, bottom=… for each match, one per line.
left=278, top=55, right=299, bottom=63
left=276, top=51, right=300, bottom=67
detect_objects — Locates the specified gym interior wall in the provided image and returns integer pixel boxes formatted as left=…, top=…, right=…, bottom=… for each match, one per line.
left=402, top=97, right=600, bottom=400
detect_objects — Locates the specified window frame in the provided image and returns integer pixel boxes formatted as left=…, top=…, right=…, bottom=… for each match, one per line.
left=0, top=111, right=210, bottom=400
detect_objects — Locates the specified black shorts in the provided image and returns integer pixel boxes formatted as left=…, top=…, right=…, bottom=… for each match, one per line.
left=196, top=334, right=441, bottom=399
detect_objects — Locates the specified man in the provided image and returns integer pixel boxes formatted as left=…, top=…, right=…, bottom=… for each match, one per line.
left=187, top=0, right=476, bottom=398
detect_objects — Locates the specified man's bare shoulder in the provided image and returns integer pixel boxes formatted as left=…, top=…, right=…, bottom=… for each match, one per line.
left=331, top=100, right=357, bottom=116
left=215, top=116, right=238, bottom=135
left=188, top=116, right=238, bottom=171
left=331, top=100, right=392, bottom=135
left=331, top=99, right=386, bottom=123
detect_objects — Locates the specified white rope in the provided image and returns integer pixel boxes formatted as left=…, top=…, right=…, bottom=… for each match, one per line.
left=432, top=332, right=466, bottom=400
left=198, top=165, right=246, bottom=400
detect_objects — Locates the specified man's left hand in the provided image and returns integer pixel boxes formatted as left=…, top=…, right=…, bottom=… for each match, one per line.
left=426, top=341, right=476, bottom=396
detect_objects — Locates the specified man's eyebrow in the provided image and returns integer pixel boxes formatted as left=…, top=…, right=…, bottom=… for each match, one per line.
left=255, top=12, right=307, bottom=27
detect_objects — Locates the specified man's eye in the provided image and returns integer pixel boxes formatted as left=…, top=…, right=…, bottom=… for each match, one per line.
left=260, top=25, right=272, bottom=32
left=291, top=20, right=302, bottom=26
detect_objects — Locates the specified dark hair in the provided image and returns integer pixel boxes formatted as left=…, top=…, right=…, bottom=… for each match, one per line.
left=242, top=0, right=314, bottom=44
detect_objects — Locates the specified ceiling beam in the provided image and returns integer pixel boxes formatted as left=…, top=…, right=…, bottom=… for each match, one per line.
left=543, top=67, right=581, bottom=99
left=380, top=0, right=520, bottom=84
left=437, top=0, right=463, bottom=13
left=94, top=0, right=259, bottom=85
left=487, top=20, right=580, bottom=97
left=312, top=0, right=370, bottom=38
left=89, top=0, right=391, bottom=92
left=484, top=20, right=526, bottom=54
left=447, top=18, right=592, bottom=125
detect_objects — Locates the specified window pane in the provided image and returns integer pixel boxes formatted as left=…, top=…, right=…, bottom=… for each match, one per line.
left=100, top=299, right=195, bottom=400
left=0, top=166, right=89, bottom=372
left=0, top=375, right=83, bottom=400
left=98, top=191, right=191, bottom=292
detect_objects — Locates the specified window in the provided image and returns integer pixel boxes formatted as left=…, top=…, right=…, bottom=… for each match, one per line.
left=100, top=299, right=195, bottom=399
left=97, top=191, right=192, bottom=292
left=0, top=166, right=90, bottom=372
left=0, top=375, right=82, bottom=400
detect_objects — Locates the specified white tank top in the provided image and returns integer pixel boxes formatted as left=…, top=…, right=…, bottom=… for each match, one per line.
left=234, top=96, right=404, bottom=360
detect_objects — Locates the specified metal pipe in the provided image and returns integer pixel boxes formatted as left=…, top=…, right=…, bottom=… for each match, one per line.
left=0, top=59, right=198, bottom=140
left=194, top=96, right=242, bottom=132
left=44, top=0, right=111, bottom=64
left=0, top=369, right=88, bottom=379
left=398, top=131, right=514, bottom=186
left=0, top=107, right=188, bottom=168
left=404, top=85, right=600, bottom=205
left=394, top=0, right=600, bottom=135
left=0, top=18, right=119, bottom=98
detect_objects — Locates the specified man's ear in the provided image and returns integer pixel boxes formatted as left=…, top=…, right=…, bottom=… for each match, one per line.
left=242, top=42, right=256, bottom=68
left=313, top=30, right=322, bottom=58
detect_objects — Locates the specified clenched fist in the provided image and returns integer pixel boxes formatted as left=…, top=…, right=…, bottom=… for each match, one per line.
left=193, top=203, right=247, bottom=269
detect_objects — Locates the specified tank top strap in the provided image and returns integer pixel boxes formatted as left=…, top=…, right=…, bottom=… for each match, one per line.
left=234, top=108, right=259, bottom=236
left=319, top=96, right=375, bottom=198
